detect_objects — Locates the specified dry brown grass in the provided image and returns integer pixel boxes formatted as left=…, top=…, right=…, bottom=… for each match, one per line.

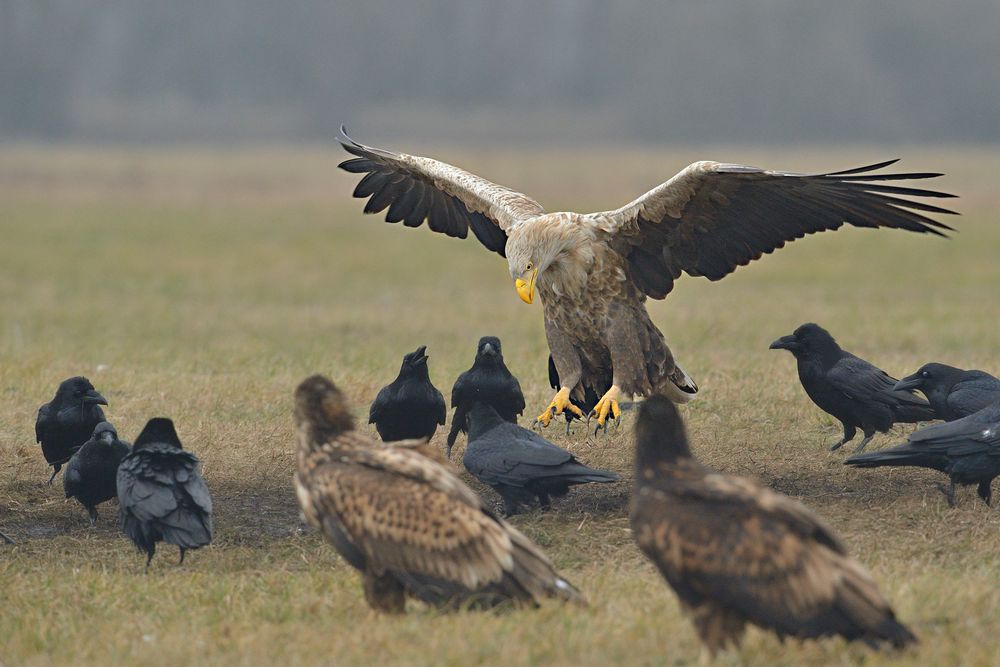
left=1, top=144, right=998, bottom=666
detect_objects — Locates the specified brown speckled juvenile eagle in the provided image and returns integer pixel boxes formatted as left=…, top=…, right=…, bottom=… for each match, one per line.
left=630, top=396, right=916, bottom=654
left=338, top=129, right=956, bottom=430
left=293, top=374, right=583, bottom=613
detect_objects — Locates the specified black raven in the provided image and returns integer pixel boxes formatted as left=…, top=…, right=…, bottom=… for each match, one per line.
left=631, top=396, right=916, bottom=655
left=770, top=323, right=934, bottom=453
left=846, top=404, right=1000, bottom=507
left=894, top=363, right=1000, bottom=421
left=464, top=402, right=619, bottom=516
left=368, top=346, right=447, bottom=442
left=35, top=376, right=108, bottom=484
left=117, top=418, right=213, bottom=568
left=446, top=336, right=525, bottom=457
left=64, top=421, right=131, bottom=525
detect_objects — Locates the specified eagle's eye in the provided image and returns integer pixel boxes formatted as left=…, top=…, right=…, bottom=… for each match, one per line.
left=526, top=262, right=533, bottom=271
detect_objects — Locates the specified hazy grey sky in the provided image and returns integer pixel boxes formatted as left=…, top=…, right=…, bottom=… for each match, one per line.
left=2, top=1, right=997, bottom=144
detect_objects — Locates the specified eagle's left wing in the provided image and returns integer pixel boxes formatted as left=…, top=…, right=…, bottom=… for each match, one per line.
left=586, top=160, right=957, bottom=299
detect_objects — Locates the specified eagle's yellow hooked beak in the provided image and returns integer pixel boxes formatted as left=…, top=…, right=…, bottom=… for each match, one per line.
left=515, top=268, right=538, bottom=304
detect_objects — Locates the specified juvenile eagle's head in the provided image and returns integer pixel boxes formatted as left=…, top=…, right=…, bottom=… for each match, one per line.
left=506, top=215, right=590, bottom=304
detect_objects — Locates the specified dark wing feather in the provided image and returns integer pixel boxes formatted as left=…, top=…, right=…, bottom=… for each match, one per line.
left=592, top=160, right=957, bottom=298
left=368, top=385, right=393, bottom=424
left=35, top=403, right=51, bottom=443
left=826, top=355, right=899, bottom=403
left=907, top=405, right=1000, bottom=454
left=338, top=129, right=544, bottom=257
left=63, top=455, right=84, bottom=498
left=450, top=370, right=472, bottom=409
left=949, top=374, right=1000, bottom=417
left=465, top=425, right=572, bottom=488
left=116, top=446, right=212, bottom=550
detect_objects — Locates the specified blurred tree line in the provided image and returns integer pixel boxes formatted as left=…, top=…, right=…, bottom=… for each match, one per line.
left=2, top=0, right=997, bottom=144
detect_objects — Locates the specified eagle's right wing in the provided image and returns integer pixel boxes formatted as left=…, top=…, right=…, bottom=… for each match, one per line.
left=338, top=129, right=545, bottom=257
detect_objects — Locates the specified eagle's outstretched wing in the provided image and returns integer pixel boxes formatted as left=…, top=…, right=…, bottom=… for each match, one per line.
left=338, top=129, right=545, bottom=257
left=588, top=160, right=957, bottom=298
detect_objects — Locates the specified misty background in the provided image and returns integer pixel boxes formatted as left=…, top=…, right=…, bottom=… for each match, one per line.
left=2, top=1, right=998, bottom=145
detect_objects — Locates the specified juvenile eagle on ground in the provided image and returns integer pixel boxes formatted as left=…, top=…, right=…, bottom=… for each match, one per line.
left=338, top=129, right=956, bottom=429
left=631, top=395, right=916, bottom=654
left=294, top=374, right=583, bottom=613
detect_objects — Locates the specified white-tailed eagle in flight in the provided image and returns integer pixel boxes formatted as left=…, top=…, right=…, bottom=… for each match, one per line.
left=337, top=129, right=956, bottom=430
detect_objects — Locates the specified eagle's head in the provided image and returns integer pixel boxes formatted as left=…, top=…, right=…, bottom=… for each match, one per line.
left=506, top=215, right=589, bottom=304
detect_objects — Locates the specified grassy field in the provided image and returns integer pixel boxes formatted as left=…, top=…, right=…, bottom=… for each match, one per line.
left=1, top=144, right=998, bottom=666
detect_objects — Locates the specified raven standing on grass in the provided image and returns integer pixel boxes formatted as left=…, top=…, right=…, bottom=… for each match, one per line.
left=446, top=336, right=525, bottom=457
left=64, top=421, right=131, bottom=525
left=631, top=396, right=916, bottom=655
left=894, top=363, right=1000, bottom=421
left=770, top=323, right=934, bottom=453
left=35, top=377, right=108, bottom=484
left=117, top=418, right=213, bottom=568
left=846, top=404, right=1000, bottom=507
left=464, top=402, right=619, bottom=516
left=369, top=346, right=446, bottom=442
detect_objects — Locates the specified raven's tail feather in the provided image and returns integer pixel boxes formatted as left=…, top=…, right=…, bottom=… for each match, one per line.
left=845, top=443, right=947, bottom=471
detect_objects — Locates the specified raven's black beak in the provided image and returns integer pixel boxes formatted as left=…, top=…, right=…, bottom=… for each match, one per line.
left=83, top=390, right=108, bottom=406
left=481, top=342, right=496, bottom=357
left=768, top=335, right=798, bottom=351
left=893, top=374, right=923, bottom=392
left=411, top=345, right=428, bottom=365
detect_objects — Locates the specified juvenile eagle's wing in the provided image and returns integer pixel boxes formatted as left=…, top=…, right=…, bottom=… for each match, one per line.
left=338, top=129, right=545, bottom=257
left=298, top=440, right=580, bottom=604
left=589, top=160, right=957, bottom=298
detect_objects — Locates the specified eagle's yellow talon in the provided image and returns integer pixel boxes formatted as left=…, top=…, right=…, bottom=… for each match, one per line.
left=535, top=387, right=581, bottom=428
left=590, top=386, right=622, bottom=430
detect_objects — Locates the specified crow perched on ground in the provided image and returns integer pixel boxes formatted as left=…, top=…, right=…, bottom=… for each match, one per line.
left=770, top=323, right=934, bottom=453
left=117, top=418, right=213, bottom=568
left=35, top=377, right=108, bottom=484
left=846, top=404, right=1000, bottom=507
left=894, top=363, right=1000, bottom=422
left=64, top=421, right=131, bottom=526
left=369, top=346, right=446, bottom=442
left=446, top=336, right=525, bottom=457
left=464, top=402, right=619, bottom=516
left=294, top=375, right=583, bottom=613
left=631, top=396, right=916, bottom=656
